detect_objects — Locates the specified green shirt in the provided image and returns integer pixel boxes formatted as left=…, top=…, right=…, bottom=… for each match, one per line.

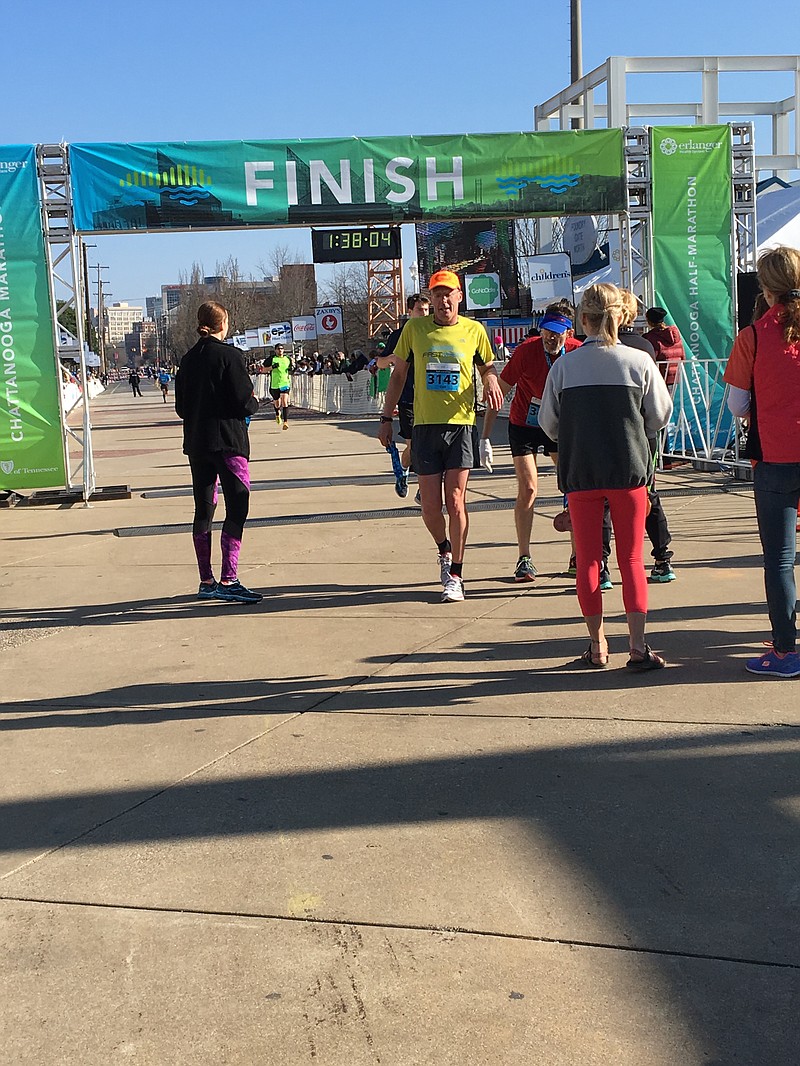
left=269, top=355, right=291, bottom=390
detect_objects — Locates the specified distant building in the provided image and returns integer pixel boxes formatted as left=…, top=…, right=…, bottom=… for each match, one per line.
left=106, top=302, right=144, bottom=346
left=161, top=285, right=184, bottom=313
left=158, top=278, right=279, bottom=314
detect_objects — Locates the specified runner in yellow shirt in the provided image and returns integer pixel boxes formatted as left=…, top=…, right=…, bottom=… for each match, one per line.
left=378, top=270, right=503, bottom=602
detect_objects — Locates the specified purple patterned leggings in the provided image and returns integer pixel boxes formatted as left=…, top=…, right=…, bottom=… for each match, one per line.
left=189, top=452, right=251, bottom=583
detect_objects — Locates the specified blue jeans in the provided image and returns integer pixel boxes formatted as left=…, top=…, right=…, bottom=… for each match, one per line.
left=753, top=462, right=800, bottom=652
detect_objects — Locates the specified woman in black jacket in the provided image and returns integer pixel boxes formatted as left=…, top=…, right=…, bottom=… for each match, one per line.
left=175, top=301, right=262, bottom=604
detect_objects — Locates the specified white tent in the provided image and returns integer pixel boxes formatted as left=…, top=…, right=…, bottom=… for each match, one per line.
left=756, top=183, right=800, bottom=253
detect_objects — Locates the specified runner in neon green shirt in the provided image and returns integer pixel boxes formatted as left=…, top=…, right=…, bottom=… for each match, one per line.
left=264, top=343, right=292, bottom=430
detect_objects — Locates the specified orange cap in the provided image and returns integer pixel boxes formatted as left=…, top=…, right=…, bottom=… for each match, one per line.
left=427, top=270, right=461, bottom=291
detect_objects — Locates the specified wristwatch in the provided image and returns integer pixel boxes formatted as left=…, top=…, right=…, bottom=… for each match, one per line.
left=379, top=415, right=393, bottom=423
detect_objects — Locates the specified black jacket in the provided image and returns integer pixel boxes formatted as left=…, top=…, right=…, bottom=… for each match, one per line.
left=175, top=336, right=258, bottom=457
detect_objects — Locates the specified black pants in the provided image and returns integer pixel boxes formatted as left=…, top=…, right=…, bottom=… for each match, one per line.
left=188, top=452, right=250, bottom=541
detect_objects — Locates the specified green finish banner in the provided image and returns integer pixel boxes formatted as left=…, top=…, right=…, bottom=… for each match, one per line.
left=69, top=129, right=625, bottom=232
left=0, top=145, right=66, bottom=490
left=651, top=125, right=734, bottom=363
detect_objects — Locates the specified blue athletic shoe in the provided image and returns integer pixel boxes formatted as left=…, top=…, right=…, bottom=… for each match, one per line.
left=215, top=580, right=263, bottom=604
left=395, top=472, right=409, bottom=498
left=651, top=561, right=676, bottom=583
left=599, top=567, right=613, bottom=591
left=197, top=581, right=218, bottom=600
left=745, top=650, right=800, bottom=678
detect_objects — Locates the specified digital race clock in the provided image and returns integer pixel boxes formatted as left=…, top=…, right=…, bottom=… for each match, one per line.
left=311, top=227, right=401, bottom=264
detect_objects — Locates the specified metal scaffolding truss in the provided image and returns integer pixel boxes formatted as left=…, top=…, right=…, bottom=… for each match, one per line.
left=37, top=143, right=95, bottom=501
left=731, top=123, right=758, bottom=274
left=614, top=123, right=757, bottom=320
left=535, top=55, right=800, bottom=179
left=367, top=255, right=403, bottom=339
left=621, top=126, right=653, bottom=311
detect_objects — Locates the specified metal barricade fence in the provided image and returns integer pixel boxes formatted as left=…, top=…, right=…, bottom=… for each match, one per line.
left=254, top=360, right=748, bottom=476
left=253, top=371, right=384, bottom=417
left=658, top=359, right=748, bottom=476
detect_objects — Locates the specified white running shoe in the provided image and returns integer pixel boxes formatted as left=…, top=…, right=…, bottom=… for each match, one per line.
left=437, top=552, right=452, bottom=586
left=441, top=575, right=465, bottom=603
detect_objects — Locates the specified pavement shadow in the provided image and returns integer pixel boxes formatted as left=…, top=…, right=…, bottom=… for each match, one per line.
left=0, top=580, right=437, bottom=636
left=1, top=728, right=798, bottom=1061
left=0, top=674, right=356, bottom=730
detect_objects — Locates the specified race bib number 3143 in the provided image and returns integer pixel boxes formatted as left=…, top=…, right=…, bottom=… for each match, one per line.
left=426, top=362, right=460, bottom=392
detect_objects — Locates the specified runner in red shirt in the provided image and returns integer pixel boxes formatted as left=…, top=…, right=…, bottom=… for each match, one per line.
left=482, top=306, right=583, bottom=582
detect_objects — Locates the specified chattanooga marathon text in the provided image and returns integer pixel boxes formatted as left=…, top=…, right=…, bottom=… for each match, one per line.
left=0, top=212, right=23, bottom=443
left=686, top=177, right=702, bottom=357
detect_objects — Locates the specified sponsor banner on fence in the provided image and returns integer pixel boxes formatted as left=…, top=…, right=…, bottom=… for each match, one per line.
left=315, top=306, right=343, bottom=334
left=68, top=129, right=625, bottom=232
left=0, top=144, right=67, bottom=491
left=292, top=315, right=317, bottom=341
left=651, top=125, right=734, bottom=363
left=524, top=253, right=574, bottom=314
left=261, top=322, right=292, bottom=346
left=464, top=272, right=501, bottom=310
left=245, top=327, right=261, bottom=349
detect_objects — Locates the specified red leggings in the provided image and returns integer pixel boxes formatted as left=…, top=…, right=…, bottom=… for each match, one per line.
left=569, top=486, right=649, bottom=617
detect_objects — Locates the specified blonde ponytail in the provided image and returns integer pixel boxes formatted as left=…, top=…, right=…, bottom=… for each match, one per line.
left=579, top=283, right=624, bottom=345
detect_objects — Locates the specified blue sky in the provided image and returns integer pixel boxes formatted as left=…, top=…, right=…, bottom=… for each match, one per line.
left=11, top=0, right=798, bottom=307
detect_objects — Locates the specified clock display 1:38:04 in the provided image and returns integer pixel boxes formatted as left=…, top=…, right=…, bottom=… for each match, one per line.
left=312, top=227, right=401, bottom=262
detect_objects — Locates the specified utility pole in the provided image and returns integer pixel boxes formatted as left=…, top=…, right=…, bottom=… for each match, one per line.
left=81, top=241, right=96, bottom=352
left=93, top=264, right=110, bottom=374
left=570, top=0, right=583, bottom=129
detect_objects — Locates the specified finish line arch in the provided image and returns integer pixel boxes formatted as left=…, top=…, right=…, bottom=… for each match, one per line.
left=0, top=125, right=753, bottom=499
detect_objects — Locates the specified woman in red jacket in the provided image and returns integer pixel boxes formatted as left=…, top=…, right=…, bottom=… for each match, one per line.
left=644, top=307, right=686, bottom=388
left=724, top=247, right=800, bottom=677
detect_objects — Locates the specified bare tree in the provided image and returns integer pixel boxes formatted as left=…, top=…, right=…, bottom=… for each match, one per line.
left=320, top=263, right=369, bottom=352
left=256, top=245, right=317, bottom=321
left=257, top=243, right=300, bottom=279
left=213, top=256, right=271, bottom=335
left=514, top=218, right=537, bottom=258
left=166, top=262, right=206, bottom=362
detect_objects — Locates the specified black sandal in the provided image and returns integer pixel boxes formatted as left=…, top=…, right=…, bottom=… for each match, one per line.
left=580, top=642, right=609, bottom=668
left=626, top=644, right=666, bottom=672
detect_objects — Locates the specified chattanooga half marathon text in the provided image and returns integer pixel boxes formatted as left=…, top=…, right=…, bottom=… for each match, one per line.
left=686, top=175, right=702, bottom=357
left=244, top=157, right=466, bottom=206
left=0, top=213, right=23, bottom=443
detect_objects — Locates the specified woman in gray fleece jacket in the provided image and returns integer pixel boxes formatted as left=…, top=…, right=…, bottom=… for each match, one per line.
left=539, top=283, right=673, bottom=671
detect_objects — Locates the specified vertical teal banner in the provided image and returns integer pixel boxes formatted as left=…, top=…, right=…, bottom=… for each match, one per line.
left=651, top=125, right=734, bottom=363
left=0, top=145, right=66, bottom=490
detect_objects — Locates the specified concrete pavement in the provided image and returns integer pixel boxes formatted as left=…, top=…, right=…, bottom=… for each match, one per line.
left=1, top=378, right=798, bottom=1065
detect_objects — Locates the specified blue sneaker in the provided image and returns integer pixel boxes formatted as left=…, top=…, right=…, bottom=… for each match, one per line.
left=395, top=472, right=409, bottom=498
left=599, top=567, right=613, bottom=591
left=745, top=650, right=800, bottom=678
left=197, top=581, right=218, bottom=600
left=215, top=580, right=263, bottom=604
left=651, top=561, right=676, bottom=583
